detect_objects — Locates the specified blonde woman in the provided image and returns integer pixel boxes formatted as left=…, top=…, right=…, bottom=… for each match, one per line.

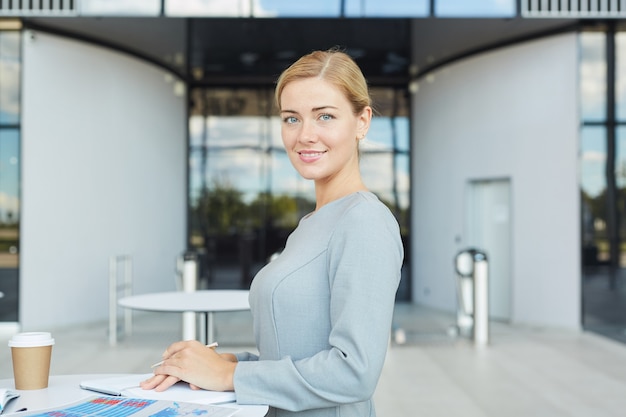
left=142, top=49, right=404, bottom=417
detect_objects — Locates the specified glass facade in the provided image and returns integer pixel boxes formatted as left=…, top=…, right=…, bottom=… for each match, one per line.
left=165, top=0, right=429, bottom=17
left=188, top=87, right=411, bottom=299
left=0, top=30, right=21, bottom=322
left=436, top=0, right=516, bottom=17
left=580, top=28, right=626, bottom=342
left=162, top=0, right=514, bottom=17
left=80, top=0, right=161, bottom=16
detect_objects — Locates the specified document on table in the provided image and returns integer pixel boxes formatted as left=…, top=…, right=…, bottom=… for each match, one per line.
left=20, top=395, right=237, bottom=417
left=79, top=374, right=236, bottom=405
left=0, top=388, right=19, bottom=414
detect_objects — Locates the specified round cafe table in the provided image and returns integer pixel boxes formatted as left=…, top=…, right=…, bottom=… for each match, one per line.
left=118, top=290, right=250, bottom=344
left=0, top=374, right=268, bottom=417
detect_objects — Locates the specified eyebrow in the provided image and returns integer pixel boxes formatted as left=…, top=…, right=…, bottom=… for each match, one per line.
left=312, top=105, right=338, bottom=112
left=280, top=105, right=338, bottom=114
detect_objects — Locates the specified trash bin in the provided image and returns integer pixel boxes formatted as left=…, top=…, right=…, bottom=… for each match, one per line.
left=454, top=248, right=489, bottom=346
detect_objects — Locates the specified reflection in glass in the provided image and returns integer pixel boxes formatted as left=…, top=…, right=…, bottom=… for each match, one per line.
left=207, top=149, right=266, bottom=203
left=0, top=28, right=19, bottom=322
left=581, top=32, right=607, bottom=121
left=616, top=33, right=626, bottom=121
left=616, top=127, right=626, bottom=268
left=368, top=118, right=410, bottom=153
left=0, top=129, right=19, bottom=225
left=257, top=0, right=340, bottom=17
left=618, top=128, right=626, bottom=190
left=361, top=152, right=393, bottom=195
left=344, top=0, right=428, bottom=17
left=363, top=126, right=393, bottom=152
left=189, top=115, right=205, bottom=148
left=0, top=32, right=20, bottom=125
left=394, top=118, right=410, bottom=152
left=80, top=0, right=160, bottom=15
left=168, top=0, right=428, bottom=17
left=167, top=0, right=262, bottom=17
left=394, top=154, right=411, bottom=216
left=580, top=28, right=626, bottom=343
left=436, top=0, right=515, bottom=17
left=581, top=126, right=607, bottom=265
left=206, top=117, right=269, bottom=149
left=581, top=127, right=607, bottom=199
left=0, top=129, right=20, bottom=323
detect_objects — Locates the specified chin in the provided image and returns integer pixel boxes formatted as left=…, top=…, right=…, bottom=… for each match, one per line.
left=291, top=166, right=312, bottom=179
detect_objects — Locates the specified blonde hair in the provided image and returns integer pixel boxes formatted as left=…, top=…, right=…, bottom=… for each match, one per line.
left=275, top=48, right=371, bottom=115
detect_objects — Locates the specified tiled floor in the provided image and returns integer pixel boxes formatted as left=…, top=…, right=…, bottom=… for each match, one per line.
left=2, top=304, right=626, bottom=416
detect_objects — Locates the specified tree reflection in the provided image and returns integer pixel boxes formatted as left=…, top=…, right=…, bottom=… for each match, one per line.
left=190, top=179, right=315, bottom=288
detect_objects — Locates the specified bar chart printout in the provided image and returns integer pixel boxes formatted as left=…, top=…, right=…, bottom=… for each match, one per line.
left=23, top=396, right=237, bottom=417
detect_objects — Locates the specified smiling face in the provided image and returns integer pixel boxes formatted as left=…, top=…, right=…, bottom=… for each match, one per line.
left=279, top=77, right=371, bottom=191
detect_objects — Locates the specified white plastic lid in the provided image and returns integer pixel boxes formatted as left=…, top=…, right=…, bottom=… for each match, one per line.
left=8, top=332, right=55, bottom=347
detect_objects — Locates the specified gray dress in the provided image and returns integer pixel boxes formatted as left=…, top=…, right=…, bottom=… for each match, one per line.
left=233, top=191, right=404, bottom=417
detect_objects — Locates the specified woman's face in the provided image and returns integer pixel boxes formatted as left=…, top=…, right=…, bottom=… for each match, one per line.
left=279, top=77, right=371, bottom=185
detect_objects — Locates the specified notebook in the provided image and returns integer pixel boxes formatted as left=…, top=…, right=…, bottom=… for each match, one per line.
left=79, top=374, right=236, bottom=405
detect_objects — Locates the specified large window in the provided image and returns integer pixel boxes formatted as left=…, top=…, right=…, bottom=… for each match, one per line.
left=581, top=32, right=607, bottom=265
left=0, top=29, right=21, bottom=322
left=188, top=87, right=410, bottom=299
left=580, top=27, right=626, bottom=343
left=161, top=0, right=514, bottom=17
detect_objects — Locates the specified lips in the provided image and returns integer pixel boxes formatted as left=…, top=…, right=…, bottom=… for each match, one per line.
left=297, top=150, right=327, bottom=163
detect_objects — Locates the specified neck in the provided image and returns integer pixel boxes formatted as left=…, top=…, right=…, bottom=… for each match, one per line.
left=314, top=176, right=367, bottom=210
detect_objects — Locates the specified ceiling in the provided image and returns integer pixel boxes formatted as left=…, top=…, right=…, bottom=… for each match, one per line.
left=22, top=16, right=581, bottom=88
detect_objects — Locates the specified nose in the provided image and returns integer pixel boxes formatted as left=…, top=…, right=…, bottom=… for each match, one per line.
left=299, top=120, right=318, bottom=143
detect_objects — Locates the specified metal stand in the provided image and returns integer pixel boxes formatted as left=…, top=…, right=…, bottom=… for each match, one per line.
left=179, top=250, right=199, bottom=341
left=108, top=255, right=133, bottom=346
left=453, top=248, right=489, bottom=346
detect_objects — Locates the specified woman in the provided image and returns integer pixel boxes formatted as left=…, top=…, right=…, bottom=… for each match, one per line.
left=141, top=48, right=404, bottom=417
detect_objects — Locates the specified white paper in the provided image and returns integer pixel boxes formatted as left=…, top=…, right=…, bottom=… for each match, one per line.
left=80, top=374, right=236, bottom=405
left=0, top=388, right=19, bottom=413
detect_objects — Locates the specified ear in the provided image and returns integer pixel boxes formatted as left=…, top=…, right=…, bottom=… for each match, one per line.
left=356, top=106, right=372, bottom=139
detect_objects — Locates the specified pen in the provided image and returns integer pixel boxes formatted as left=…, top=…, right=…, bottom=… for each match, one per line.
left=150, top=342, right=218, bottom=368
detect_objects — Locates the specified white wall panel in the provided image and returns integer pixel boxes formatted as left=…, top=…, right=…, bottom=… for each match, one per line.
left=411, top=32, right=581, bottom=329
left=20, top=31, right=186, bottom=329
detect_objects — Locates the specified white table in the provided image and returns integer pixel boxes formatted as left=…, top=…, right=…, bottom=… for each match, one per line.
left=0, top=374, right=267, bottom=417
left=118, top=290, right=250, bottom=344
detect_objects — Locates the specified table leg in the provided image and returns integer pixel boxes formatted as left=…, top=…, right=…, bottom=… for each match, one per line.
left=182, top=311, right=196, bottom=341
left=198, top=312, right=206, bottom=344
left=207, top=312, right=214, bottom=344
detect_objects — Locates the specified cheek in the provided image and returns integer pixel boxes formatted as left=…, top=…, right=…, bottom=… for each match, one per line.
left=281, top=126, right=298, bottom=147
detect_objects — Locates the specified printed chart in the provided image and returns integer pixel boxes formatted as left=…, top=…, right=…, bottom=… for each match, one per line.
left=23, top=396, right=237, bottom=417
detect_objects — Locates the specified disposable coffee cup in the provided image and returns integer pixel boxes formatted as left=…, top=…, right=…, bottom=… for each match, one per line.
left=8, top=332, right=54, bottom=390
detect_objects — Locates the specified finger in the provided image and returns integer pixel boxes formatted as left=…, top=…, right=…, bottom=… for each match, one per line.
left=219, top=353, right=238, bottom=363
left=163, top=339, right=201, bottom=359
left=153, top=375, right=181, bottom=392
left=140, top=374, right=168, bottom=390
left=161, top=341, right=184, bottom=359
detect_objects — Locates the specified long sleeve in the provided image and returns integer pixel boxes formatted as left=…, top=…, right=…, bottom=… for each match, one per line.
left=232, top=192, right=403, bottom=416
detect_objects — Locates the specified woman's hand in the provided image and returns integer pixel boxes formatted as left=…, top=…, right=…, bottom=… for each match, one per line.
left=140, top=340, right=238, bottom=392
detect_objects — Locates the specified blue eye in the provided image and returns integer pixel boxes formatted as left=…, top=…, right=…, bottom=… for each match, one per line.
left=320, top=114, right=333, bottom=121
left=283, top=116, right=298, bottom=124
